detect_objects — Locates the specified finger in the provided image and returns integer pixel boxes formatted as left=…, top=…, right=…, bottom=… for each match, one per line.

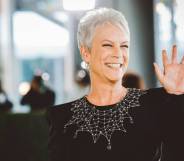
left=162, top=50, right=169, bottom=68
left=153, top=63, right=164, bottom=85
left=181, top=55, right=184, bottom=64
left=171, top=45, right=178, bottom=64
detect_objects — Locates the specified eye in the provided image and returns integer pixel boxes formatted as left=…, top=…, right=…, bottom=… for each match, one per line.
left=120, top=45, right=129, bottom=48
left=102, top=44, right=113, bottom=47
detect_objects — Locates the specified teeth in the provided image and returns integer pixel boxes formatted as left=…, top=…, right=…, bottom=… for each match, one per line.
left=106, top=63, right=121, bottom=68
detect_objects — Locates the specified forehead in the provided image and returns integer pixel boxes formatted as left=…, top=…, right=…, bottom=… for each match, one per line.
left=93, top=22, right=130, bottom=43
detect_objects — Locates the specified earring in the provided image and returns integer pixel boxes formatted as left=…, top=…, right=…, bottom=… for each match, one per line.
left=85, top=62, right=89, bottom=69
left=81, top=61, right=89, bottom=70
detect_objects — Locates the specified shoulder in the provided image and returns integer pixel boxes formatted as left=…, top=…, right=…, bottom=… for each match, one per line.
left=45, top=87, right=55, bottom=94
left=144, top=87, right=167, bottom=98
left=139, top=87, right=169, bottom=106
left=143, top=87, right=184, bottom=101
left=46, top=98, right=84, bottom=128
left=140, top=87, right=184, bottom=106
left=47, top=102, right=72, bottom=117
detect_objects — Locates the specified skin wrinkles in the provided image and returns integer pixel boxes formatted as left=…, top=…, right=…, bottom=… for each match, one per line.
left=80, top=22, right=130, bottom=105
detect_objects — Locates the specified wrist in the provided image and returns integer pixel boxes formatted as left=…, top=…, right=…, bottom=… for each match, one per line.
left=164, top=88, right=184, bottom=95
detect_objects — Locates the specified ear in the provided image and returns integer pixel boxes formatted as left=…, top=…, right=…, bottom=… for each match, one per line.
left=80, top=46, right=91, bottom=63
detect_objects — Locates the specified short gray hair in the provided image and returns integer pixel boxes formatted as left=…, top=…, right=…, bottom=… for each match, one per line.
left=77, top=8, right=130, bottom=50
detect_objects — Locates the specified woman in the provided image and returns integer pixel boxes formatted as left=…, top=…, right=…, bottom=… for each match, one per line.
left=47, top=8, right=184, bottom=161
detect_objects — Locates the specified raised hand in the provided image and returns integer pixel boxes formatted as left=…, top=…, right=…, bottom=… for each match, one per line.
left=154, top=45, right=184, bottom=95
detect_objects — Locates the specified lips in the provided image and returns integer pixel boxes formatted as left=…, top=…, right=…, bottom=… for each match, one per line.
left=105, top=63, right=122, bottom=68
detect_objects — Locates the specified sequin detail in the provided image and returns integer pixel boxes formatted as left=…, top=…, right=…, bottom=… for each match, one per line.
left=64, top=88, right=146, bottom=150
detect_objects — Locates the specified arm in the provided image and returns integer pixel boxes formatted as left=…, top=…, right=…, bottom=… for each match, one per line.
left=161, top=93, right=184, bottom=161
left=154, top=45, right=184, bottom=160
left=46, top=107, right=67, bottom=161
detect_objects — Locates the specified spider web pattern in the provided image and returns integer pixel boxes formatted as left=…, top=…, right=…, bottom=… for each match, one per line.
left=64, top=88, right=146, bottom=150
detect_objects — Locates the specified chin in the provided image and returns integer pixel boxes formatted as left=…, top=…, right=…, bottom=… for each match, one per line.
left=106, top=74, right=122, bottom=83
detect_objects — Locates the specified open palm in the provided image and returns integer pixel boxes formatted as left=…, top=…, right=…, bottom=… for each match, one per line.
left=154, top=45, right=184, bottom=95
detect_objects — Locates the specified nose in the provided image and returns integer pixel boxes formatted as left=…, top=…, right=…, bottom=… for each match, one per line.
left=112, top=45, right=122, bottom=59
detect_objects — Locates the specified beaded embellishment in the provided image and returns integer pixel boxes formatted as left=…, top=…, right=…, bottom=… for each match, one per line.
left=64, top=88, right=146, bottom=150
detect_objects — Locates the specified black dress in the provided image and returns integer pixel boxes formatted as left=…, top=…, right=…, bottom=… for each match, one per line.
left=46, top=88, right=184, bottom=161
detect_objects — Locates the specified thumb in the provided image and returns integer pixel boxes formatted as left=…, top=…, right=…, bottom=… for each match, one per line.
left=153, top=62, right=164, bottom=85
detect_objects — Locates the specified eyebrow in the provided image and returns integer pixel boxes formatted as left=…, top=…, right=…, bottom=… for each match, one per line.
left=101, top=40, right=129, bottom=44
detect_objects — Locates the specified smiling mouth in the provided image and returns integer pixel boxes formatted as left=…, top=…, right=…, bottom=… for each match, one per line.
left=105, top=63, right=123, bottom=68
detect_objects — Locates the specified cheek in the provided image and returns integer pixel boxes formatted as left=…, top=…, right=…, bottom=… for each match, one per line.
left=123, top=50, right=129, bottom=62
left=122, top=55, right=129, bottom=69
left=125, top=54, right=129, bottom=62
left=90, top=52, right=103, bottom=67
left=98, top=50, right=110, bottom=62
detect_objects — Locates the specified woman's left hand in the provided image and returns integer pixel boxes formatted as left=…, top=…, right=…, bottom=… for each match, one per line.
left=154, top=45, right=184, bottom=95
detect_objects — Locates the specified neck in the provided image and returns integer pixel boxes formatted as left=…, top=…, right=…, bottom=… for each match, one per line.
left=87, top=78, right=127, bottom=106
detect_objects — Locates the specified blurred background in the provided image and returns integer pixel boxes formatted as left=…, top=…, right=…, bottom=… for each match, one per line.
left=0, top=0, right=184, bottom=160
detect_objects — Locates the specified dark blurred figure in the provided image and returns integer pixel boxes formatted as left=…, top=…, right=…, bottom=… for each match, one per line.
left=0, top=80, right=13, bottom=112
left=122, top=71, right=145, bottom=89
left=20, top=75, right=55, bottom=112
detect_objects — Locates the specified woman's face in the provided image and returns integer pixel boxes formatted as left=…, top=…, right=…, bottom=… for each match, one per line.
left=82, top=22, right=130, bottom=84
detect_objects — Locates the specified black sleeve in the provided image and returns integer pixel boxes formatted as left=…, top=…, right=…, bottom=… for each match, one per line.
left=46, top=107, right=67, bottom=161
left=160, top=91, right=184, bottom=161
